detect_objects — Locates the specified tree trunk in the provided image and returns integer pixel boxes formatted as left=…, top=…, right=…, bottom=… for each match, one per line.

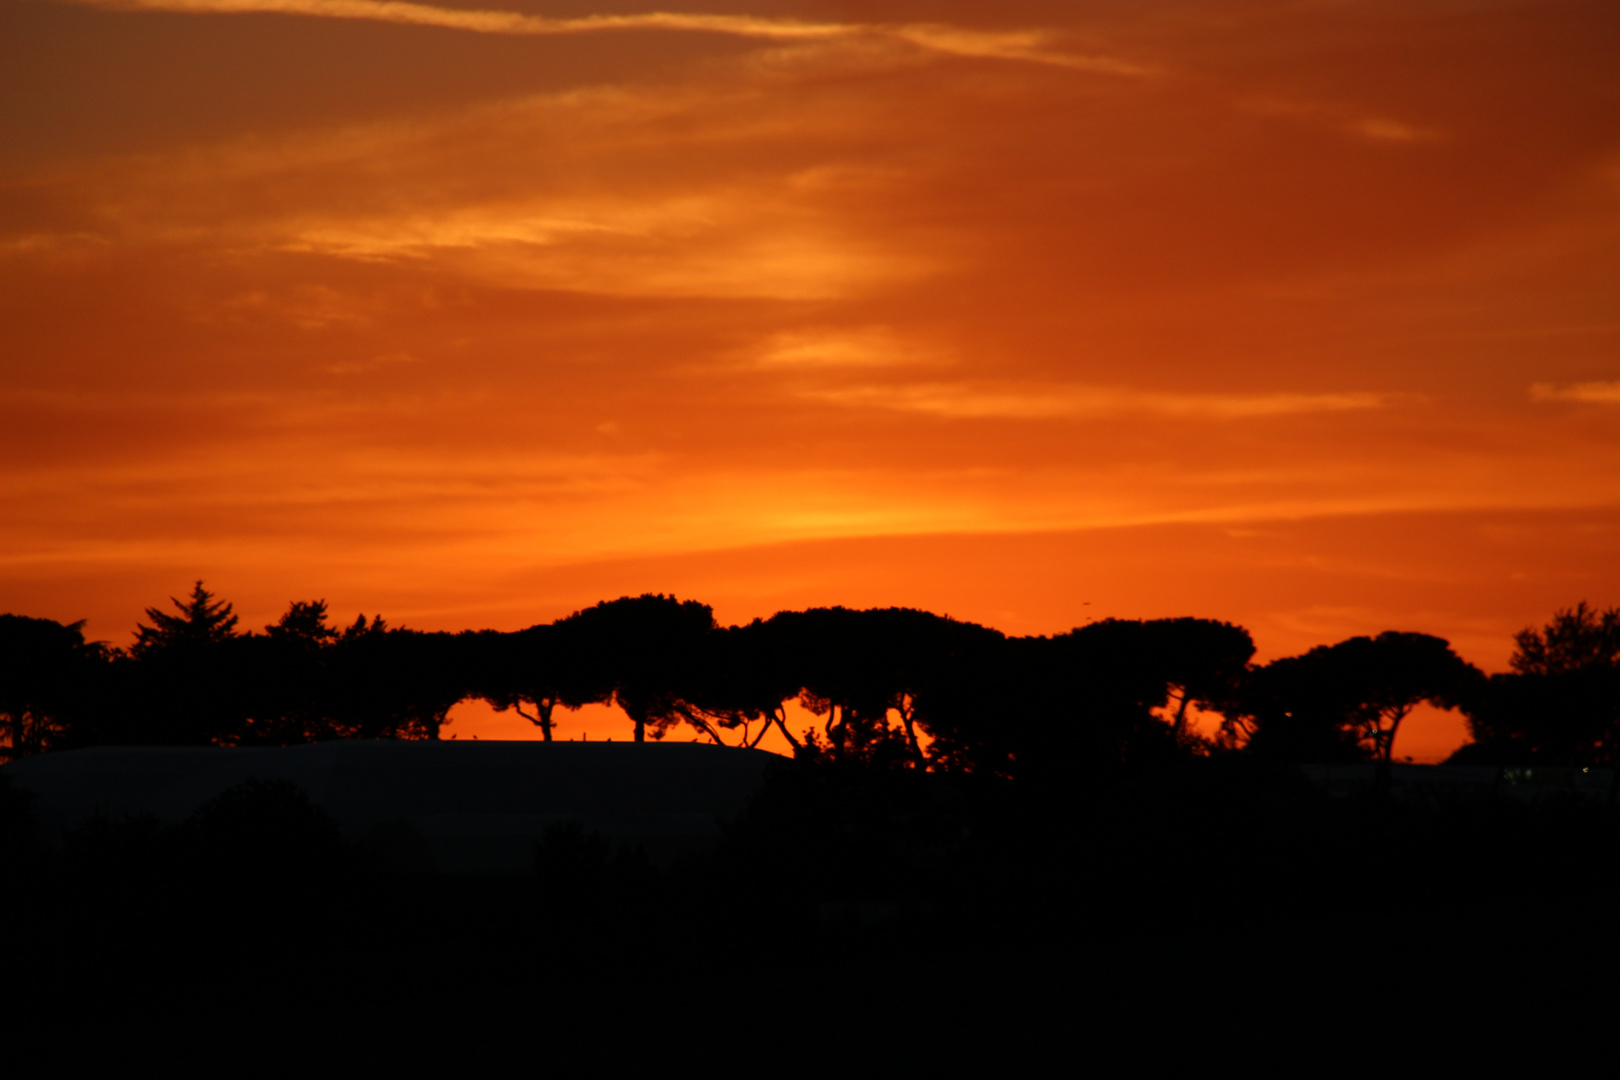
left=771, top=706, right=802, bottom=751
left=897, top=696, right=925, bottom=768
left=1172, top=688, right=1192, bottom=740
left=516, top=698, right=556, bottom=742
left=824, top=704, right=844, bottom=758
left=1374, top=706, right=1411, bottom=789
left=615, top=689, right=649, bottom=743
left=687, top=713, right=725, bottom=745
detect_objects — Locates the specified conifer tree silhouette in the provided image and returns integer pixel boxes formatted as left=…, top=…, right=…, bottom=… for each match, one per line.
left=132, top=581, right=240, bottom=657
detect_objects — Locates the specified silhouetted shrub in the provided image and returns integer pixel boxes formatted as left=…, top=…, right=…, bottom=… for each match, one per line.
left=0, top=774, right=39, bottom=874
left=720, top=756, right=971, bottom=903
left=533, top=819, right=650, bottom=908
left=535, top=819, right=612, bottom=877
left=61, top=810, right=177, bottom=877
left=182, top=777, right=346, bottom=877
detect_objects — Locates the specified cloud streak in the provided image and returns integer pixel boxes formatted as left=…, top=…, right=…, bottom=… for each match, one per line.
left=80, top=0, right=1152, bottom=73
left=1531, top=380, right=1620, bottom=404
left=17, top=76, right=942, bottom=300
left=749, top=328, right=940, bottom=370
left=274, top=196, right=927, bottom=299
left=802, top=382, right=1399, bottom=421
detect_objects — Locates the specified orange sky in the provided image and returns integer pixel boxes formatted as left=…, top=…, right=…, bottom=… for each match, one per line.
left=4, top=0, right=1618, bottom=760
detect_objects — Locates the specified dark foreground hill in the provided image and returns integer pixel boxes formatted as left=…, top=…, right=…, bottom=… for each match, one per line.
left=1, top=752, right=1617, bottom=1065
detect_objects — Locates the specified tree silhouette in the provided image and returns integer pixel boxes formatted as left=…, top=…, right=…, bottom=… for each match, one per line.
left=1510, top=602, right=1620, bottom=676
left=558, top=595, right=714, bottom=742
left=235, top=600, right=343, bottom=744
left=324, top=618, right=468, bottom=740
left=114, top=582, right=252, bottom=745
left=671, top=608, right=1001, bottom=759
left=1139, top=618, right=1255, bottom=747
left=266, top=600, right=340, bottom=648
left=1057, top=618, right=1255, bottom=758
left=676, top=620, right=805, bottom=749
left=470, top=623, right=612, bottom=742
left=761, top=608, right=918, bottom=764
left=131, top=581, right=240, bottom=657
left=0, top=614, right=106, bottom=761
left=1245, top=632, right=1480, bottom=770
left=1463, top=603, right=1620, bottom=769
left=867, top=608, right=1002, bottom=765
left=911, top=618, right=1231, bottom=782
left=11, top=585, right=1553, bottom=783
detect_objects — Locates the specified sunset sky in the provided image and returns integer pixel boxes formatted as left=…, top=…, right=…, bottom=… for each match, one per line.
left=4, top=0, right=1617, bottom=756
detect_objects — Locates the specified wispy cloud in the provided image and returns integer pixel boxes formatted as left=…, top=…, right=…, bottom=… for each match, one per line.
left=750, top=328, right=939, bottom=370
left=87, top=0, right=848, bottom=37
left=24, top=79, right=939, bottom=300
left=276, top=197, right=925, bottom=299
left=1531, top=380, right=1620, bottom=404
left=802, top=382, right=1398, bottom=420
left=887, top=24, right=1152, bottom=74
left=79, top=0, right=1154, bottom=73
left=1240, top=97, right=1443, bottom=145
left=1351, top=117, right=1440, bottom=144
left=322, top=351, right=420, bottom=376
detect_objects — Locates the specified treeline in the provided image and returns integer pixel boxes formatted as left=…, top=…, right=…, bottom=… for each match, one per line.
left=1, top=584, right=1617, bottom=775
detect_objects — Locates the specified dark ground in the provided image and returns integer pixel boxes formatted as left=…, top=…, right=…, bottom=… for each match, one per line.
left=2, top=758, right=1615, bottom=1066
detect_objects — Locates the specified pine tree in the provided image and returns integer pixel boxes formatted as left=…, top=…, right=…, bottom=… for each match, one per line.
left=131, top=580, right=240, bottom=657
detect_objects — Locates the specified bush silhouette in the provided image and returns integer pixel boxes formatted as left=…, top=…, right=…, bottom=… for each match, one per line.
left=183, top=777, right=346, bottom=877
left=533, top=819, right=650, bottom=908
